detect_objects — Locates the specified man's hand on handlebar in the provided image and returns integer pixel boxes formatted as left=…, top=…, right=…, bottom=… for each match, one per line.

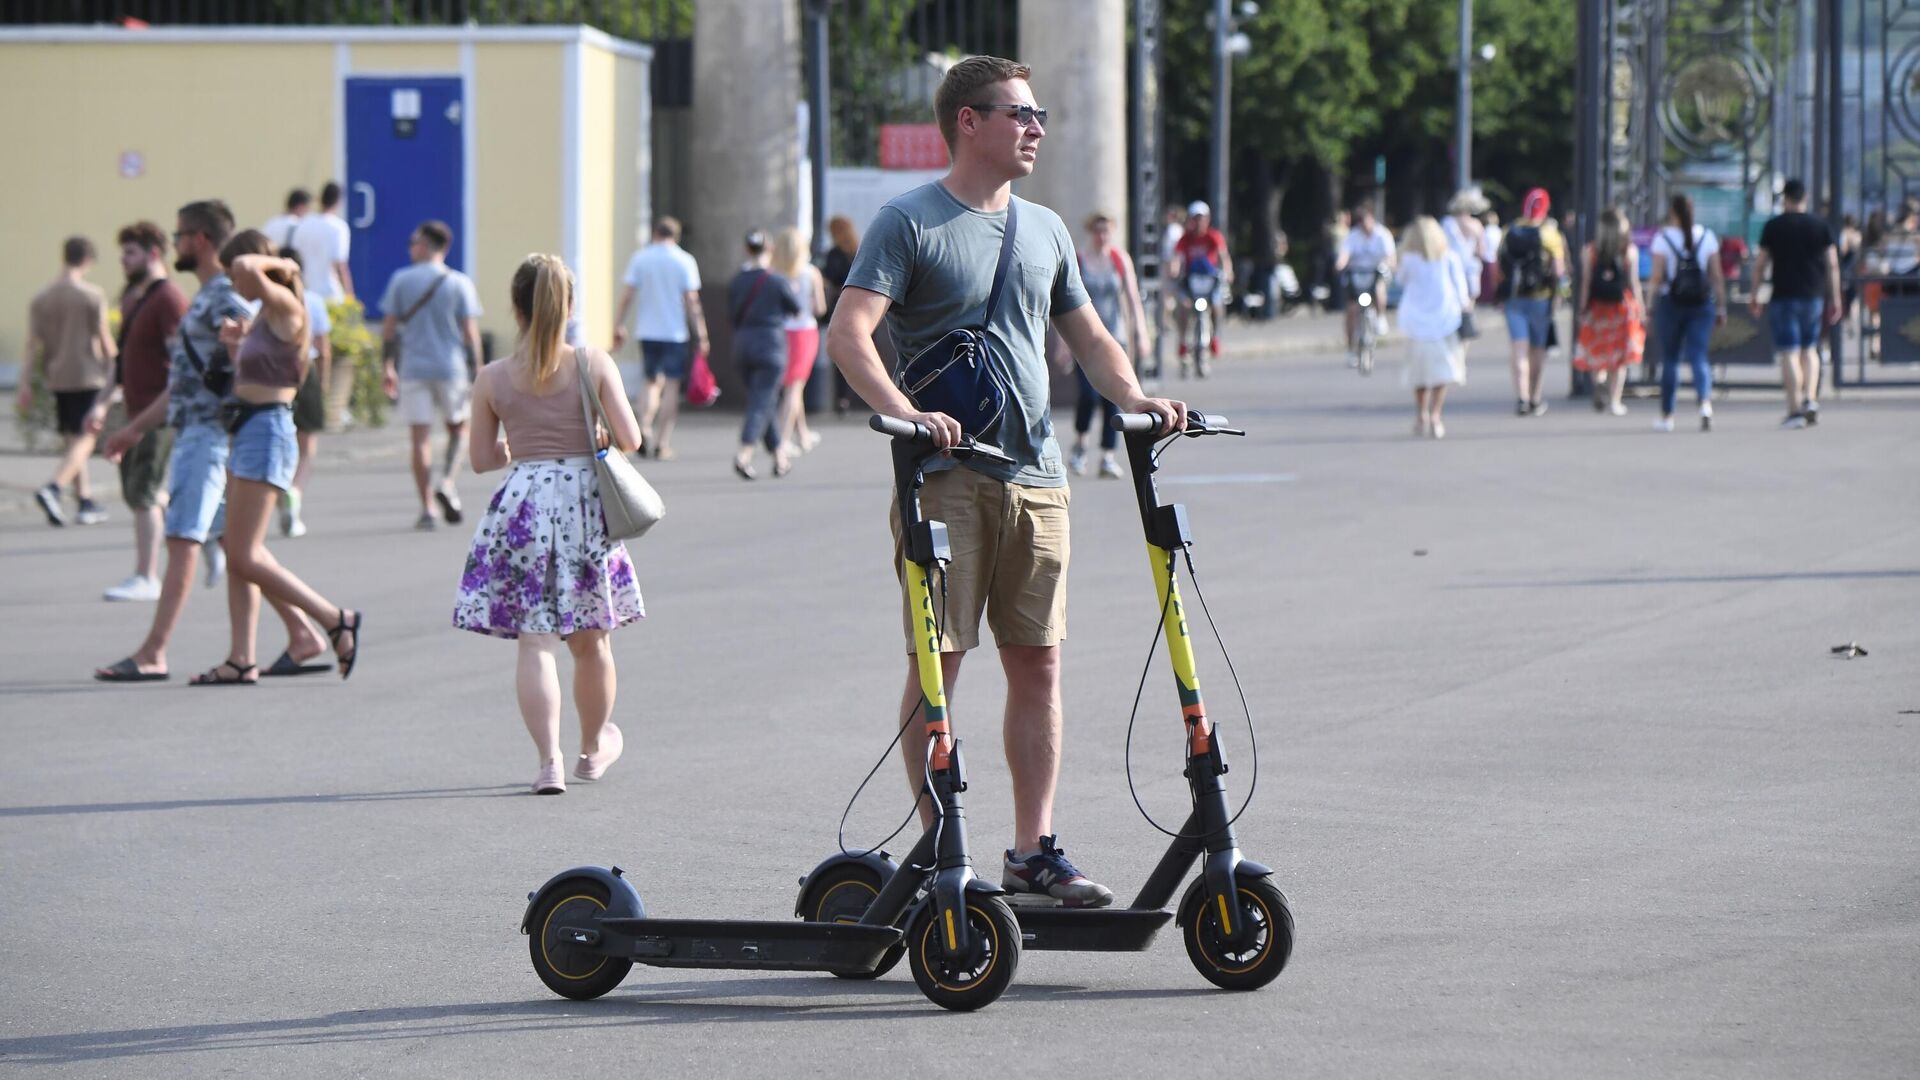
left=888, top=408, right=962, bottom=451
left=1116, top=393, right=1188, bottom=436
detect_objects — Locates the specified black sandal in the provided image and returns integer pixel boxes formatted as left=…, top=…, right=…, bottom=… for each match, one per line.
left=190, top=659, right=258, bottom=686
left=328, top=609, right=363, bottom=681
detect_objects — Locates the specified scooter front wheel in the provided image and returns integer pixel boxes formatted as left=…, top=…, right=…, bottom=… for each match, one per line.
left=797, top=863, right=906, bottom=980
left=528, top=879, right=633, bottom=1000
left=1178, top=875, right=1293, bottom=991
left=905, top=895, right=1021, bottom=1011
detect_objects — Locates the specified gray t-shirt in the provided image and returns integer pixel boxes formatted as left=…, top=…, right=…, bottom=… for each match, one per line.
left=846, top=182, right=1090, bottom=487
left=380, top=261, right=482, bottom=382
left=167, top=273, right=257, bottom=432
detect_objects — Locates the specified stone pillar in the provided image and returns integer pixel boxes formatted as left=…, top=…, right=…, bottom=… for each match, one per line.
left=1018, top=0, right=1129, bottom=247
left=691, top=0, right=803, bottom=393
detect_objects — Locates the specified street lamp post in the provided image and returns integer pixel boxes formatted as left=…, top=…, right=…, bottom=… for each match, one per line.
left=1456, top=0, right=1472, bottom=192
left=1210, top=0, right=1231, bottom=234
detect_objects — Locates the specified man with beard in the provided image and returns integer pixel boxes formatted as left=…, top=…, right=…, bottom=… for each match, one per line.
left=94, top=203, right=330, bottom=682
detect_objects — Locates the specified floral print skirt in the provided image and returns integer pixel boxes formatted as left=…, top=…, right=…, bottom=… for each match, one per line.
left=453, top=457, right=644, bottom=640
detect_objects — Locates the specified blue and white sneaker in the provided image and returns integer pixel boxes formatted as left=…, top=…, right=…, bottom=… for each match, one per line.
left=1002, top=835, right=1114, bottom=908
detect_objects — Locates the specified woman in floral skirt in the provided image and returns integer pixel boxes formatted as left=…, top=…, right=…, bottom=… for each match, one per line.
left=1574, top=208, right=1647, bottom=416
left=455, top=254, right=644, bottom=794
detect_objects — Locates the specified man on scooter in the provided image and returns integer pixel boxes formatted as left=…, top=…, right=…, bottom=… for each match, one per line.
left=1171, top=201, right=1231, bottom=377
left=828, top=54, right=1187, bottom=909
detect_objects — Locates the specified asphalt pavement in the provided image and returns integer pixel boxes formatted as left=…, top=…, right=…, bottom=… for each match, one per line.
left=2, top=319, right=1917, bottom=1078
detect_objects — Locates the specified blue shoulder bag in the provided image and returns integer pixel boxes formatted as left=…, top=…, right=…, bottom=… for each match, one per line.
left=895, top=198, right=1019, bottom=442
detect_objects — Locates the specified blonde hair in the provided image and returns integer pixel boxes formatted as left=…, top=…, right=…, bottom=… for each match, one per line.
left=770, top=227, right=810, bottom=279
left=510, top=253, right=574, bottom=388
left=1402, top=215, right=1448, bottom=262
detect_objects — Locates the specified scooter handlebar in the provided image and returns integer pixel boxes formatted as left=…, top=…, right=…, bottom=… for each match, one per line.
left=1111, top=411, right=1233, bottom=436
left=868, top=414, right=929, bottom=441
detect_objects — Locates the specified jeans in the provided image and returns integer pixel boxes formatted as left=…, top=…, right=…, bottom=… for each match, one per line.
left=737, top=355, right=784, bottom=451
left=1072, top=366, right=1117, bottom=450
left=1656, top=299, right=1716, bottom=416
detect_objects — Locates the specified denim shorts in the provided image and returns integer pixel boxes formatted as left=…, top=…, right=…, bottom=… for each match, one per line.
left=1504, top=296, right=1554, bottom=347
left=164, top=422, right=228, bottom=543
left=228, top=403, right=298, bottom=492
left=1767, top=297, right=1825, bottom=350
left=640, top=339, right=691, bottom=380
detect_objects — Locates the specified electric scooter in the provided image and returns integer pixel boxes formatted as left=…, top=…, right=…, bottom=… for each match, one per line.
left=794, top=410, right=1293, bottom=991
left=521, top=416, right=1024, bottom=1012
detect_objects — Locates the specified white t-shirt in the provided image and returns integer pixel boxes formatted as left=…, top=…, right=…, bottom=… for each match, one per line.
left=1395, top=252, right=1471, bottom=341
left=1650, top=225, right=1720, bottom=296
left=622, top=242, right=702, bottom=342
left=292, top=213, right=352, bottom=301
left=1342, top=226, right=1396, bottom=274
left=263, top=213, right=305, bottom=252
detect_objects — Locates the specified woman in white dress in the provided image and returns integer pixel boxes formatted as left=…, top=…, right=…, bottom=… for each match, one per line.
left=1394, top=216, right=1474, bottom=439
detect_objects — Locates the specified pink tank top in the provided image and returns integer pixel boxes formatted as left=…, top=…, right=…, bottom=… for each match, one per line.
left=235, top=315, right=305, bottom=388
left=491, top=351, right=596, bottom=461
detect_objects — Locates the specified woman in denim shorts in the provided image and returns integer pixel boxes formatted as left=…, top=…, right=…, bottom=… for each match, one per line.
left=190, top=242, right=362, bottom=685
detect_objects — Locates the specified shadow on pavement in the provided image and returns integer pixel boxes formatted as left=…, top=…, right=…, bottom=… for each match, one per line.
left=0, top=785, right=524, bottom=818
left=1451, top=568, right=1920, bottom=589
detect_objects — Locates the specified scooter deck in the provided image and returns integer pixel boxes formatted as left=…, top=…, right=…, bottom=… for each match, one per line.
left=1007, top=905, right=1174, bottom=952
left=592, top=917, right=902, bottom=974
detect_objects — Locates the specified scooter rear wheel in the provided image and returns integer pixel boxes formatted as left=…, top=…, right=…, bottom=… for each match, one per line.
left=1178, top=875, right=1294, bottom=991
left=905, top=895, right=1021, bottom=1011
left=528, top=880, right=633, bottom=1000
left=797, top=863, right=906, bottom=980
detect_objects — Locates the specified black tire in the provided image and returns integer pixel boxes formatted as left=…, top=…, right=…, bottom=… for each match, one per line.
left=905, top=895, right=1021, bottom=1011
left=528, top=880, right=633, bottom=1000
left=797, top=863, right=906, bottom=980
left=1178, top=875, right=1293, bottom=991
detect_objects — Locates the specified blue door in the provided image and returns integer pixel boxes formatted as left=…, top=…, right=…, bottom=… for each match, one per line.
left=345, top=76, right=465, bottom=319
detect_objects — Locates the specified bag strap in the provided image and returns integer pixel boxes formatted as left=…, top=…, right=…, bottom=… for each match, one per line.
left=574, top=348, right=613, bottom=455
left=732, top=269, right=771, bottom=329
left=980, top=198, right=1019, bottom=326
left=117, top=282, right=159, bottom=353
left=399, top=269, right=449, bottom=326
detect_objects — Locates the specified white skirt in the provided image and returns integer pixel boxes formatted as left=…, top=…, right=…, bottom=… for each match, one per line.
left=1403, top=335, right=1465, bottom=389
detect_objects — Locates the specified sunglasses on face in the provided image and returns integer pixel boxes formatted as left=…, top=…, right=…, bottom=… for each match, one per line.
left=971, top=103, right=1048, bottom=129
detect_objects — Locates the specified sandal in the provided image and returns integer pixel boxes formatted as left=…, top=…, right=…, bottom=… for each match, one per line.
left=327, top=609, right=363, bottom=680
left=190, top=659, right=258, bottom=686
left=94, top=656, right=169, bottom=682
left=262, top=649, right=333, bottom=677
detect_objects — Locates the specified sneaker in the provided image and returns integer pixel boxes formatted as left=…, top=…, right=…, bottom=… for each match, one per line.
left=286, top=513, right=308, bottom=539
left=532, top=759, right=566, bottom=795
left=103, top=574, right=161, bottom=602
left=1430, top=420, right=1446, bottom=440
left=202, top=542, right=225, bottom=588
left=1068, top=446, right=1089, bottom=476
left=1002, top=835, right=1114, bottom=908
left=1652, top=416, right=1675, bottom=433
left=1516, top=398, right=1531, bottom=417
left=35, top=484, right=66, bottom=526
left=1098, top=454, right=1124, bottom=479
left=574, top=722, right=624, bottom=782
left=414, top=513, right=437, bottom=532
left=1780, top=413, right=1808, bottom=430
left=1803, top=400, right=1820, bottom=426
left=1530, top=399, right=1549, bottom=417
left=280, top=489, right=298, bottom=537
left=434, top=483, right=464, bottom=525
left=1608, top=402, right=1629, bottom=417
left=1699, top=401, right=1714, bottom=433
left=74, top=498, right=108, bottom=526
left=1592, top=397, right=1606, bottom=413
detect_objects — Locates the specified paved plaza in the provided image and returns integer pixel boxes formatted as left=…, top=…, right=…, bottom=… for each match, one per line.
left=2, top=321, right=1917, bottom=1077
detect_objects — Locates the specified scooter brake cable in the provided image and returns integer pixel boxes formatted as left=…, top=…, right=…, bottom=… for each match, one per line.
left=837, top=564, right=952, bottom=858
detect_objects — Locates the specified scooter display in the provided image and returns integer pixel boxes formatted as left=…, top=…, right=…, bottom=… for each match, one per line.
left=521, top=416, right=1024, bottom=1012
left=794, top=410, right=1293, bottom=991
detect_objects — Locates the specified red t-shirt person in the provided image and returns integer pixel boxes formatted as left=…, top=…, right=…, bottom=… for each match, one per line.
left=1174, top=227, right=1229, bottom=274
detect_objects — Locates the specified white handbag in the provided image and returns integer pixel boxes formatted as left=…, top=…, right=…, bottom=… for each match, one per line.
left=575, top=349, right=664, bottom=541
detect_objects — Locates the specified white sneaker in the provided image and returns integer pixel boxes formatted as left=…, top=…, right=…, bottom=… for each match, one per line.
left=1652, top=416, right=1675, bottom=433
left=1608, top=402, right=1628, bottom=417
left=202, top=542, right=225, bottom=588
left=280, top=490, right=302, bottom=537
left=1068, top=447, right=1089, bottom=476
left=103, top=574, right=162, bottom=602
left=1098, top=454, right=1124, bottom=478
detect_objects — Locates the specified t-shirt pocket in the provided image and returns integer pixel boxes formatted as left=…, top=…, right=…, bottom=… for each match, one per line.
left=1016, top=262, right=1057, bottom=317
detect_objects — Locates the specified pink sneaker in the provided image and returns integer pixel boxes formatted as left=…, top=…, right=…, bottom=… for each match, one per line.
left=575, top=722, right=624, bottom=782
left=532, top=759, right=566, bottom=795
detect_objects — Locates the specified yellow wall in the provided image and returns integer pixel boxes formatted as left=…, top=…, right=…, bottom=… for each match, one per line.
left=346, top=42, right=460, bottom=73
left=575, top=42, right=652, bottom=350
left=468, top=41, right=565, bottom=348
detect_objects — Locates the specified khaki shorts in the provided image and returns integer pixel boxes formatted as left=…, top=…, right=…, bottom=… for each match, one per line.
left=889, top=466, right=1070, bottom=653
left=117, top=426, right=172, bottom=511
left=398, top=377, right=472, bottom=427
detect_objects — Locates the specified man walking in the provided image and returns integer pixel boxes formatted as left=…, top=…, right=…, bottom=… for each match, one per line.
left=291, top=180, right=353, bottom=302
left=611, top=216, right=709, bottom=460
left=380, top=220, right=481, bottom=530
left=828, top=55, right=1187, bottom=908
left=1751, top=178, right=1843, bottom=429
left=95, top=202, right=327, bottom=682
left=93, top=222, right=189, bottom=601
left=22, top=237, right=116, bottom=527
left=263, top=188, right=311, bottom=251
left=1496, top=188, right=1567, bottom=416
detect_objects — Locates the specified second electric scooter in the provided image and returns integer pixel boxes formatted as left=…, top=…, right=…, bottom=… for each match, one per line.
left=520, top=417, right=1023, bottom=1011
left=794, top=410, right=1293, bottom=990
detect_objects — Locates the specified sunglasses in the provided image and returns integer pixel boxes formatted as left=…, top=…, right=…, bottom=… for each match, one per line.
left=970, top=103, right=1048, bottom=129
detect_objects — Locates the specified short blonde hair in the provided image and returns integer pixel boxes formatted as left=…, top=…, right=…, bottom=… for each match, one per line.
left=935, top=55, right=1033, bottom=151
left=770, top=227, right=810, bottom=279
left=1402, top=215, right=1448, bottom=262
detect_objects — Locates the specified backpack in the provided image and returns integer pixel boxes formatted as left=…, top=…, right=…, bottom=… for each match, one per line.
left=1589, top=253, right=1625, bottom=304
left=1502, top=226, right=1550, bottom=298
left=1667, top=228, right=1710, bottom=307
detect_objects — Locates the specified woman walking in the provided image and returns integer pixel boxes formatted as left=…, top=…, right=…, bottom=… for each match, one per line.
left=1574, top=208, right=1646, bottom=416
left=1394, top=216, right=1472, bottom=439
left=771, top=227, right=827, bottom=455
left=822, top=215, right=860, bottom=414
left=1648, top=194, right=1728, bottom=432
left=455, top=254, right=644, bottom=794
left=728, top=230, right=802, bottom=480
left=193, top=238, right=361, bottom=685
left=1071, top=212, right=1150, bottom=476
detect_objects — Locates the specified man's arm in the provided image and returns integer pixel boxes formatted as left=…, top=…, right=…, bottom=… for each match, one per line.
left=1054, top=303, right=1185, bottom=432
left=1749, top=248, right=1773, bottom=318
left=463, top=317, right=483, bottom=372
left=825, top=286, right=966, bottom=447
left=380, top=313, right=400, bottom=398
left=611, top=284, right=636, bottom=349
left=1825, top=247, right=1844, bottom=325
left=683, top=290, right=710, bottom=354
left=103, top=390, right=168, bottom=462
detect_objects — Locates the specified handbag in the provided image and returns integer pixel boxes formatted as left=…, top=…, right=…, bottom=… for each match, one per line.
left=574, top=349, right=665, bottom=541
left=684, top=349, right=720, bottom=407
left=894, top=198, right=1019, bottom=441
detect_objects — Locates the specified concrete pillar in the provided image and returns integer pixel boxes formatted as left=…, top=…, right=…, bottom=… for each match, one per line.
left=1018, top=0, right=1129, bottom=249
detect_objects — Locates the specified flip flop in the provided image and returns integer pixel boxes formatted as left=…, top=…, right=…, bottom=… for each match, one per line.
left=262, top=649, right=333, bottom=677
left=94, top=657, right=169, bottom=682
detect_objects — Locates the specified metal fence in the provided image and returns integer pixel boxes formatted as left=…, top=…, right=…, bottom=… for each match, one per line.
left=819, top=0, right=1015, bottom=168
